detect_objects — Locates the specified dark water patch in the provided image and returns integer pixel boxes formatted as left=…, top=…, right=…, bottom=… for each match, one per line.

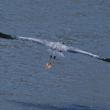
left=8, top=100, right=95, bottom=110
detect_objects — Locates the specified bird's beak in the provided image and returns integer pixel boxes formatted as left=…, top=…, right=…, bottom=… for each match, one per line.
left=46, top=63, right=52, bottom=69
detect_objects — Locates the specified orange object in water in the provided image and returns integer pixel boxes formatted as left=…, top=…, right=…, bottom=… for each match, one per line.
left=46, top=63, right=52, bottom=69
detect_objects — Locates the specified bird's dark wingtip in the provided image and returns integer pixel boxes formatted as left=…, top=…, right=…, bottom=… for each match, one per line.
left=99, top=58, right=110, bottom=63
left=0, top=32, right=14, bottom=39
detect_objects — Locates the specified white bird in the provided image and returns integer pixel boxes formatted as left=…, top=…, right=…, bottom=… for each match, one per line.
left=0, top=32, right=110, bottom=69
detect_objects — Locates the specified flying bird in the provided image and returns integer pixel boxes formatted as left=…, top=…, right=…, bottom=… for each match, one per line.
left=0, top=32, right=110, bottom=69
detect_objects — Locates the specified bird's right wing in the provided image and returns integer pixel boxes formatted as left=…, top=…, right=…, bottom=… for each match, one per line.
left=62, top=45, right=110, bottom=63
left=67, top=47, right=100, bottom=58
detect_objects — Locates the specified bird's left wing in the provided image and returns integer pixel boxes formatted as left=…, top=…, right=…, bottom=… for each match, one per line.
left=0, top=32, right=53, bottom=47
left=17, top=36, right=51, bottom=46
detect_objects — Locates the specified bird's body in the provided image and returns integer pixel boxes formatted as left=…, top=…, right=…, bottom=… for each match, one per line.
left=0, top=32, right=110, bottom=69
left=17, top=36, right=99, bottom=58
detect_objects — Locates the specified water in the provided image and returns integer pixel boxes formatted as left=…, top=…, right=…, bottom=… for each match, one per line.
left=0, top=0, right=110, bottom=110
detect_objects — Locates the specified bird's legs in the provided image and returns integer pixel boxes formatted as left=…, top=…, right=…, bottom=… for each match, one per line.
left=46, top=55, right=56, bottom=69
left=46, top=55, right=52, bottom=69
left=52, top=56, right=56, bottom=64
left=48, top=55, right=52, bottom=64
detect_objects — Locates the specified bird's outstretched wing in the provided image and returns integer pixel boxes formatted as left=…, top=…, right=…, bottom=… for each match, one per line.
left=62, top=45, right=110, bottom=63
left=0, top=32, right=15, bottom=39
left=0, top=32, right=53, bottom=47
left=17, top=36, right=52, bottom=46
left=0, top=32, right=110, bottom=63
left=98, top=58, right=110, bottom=62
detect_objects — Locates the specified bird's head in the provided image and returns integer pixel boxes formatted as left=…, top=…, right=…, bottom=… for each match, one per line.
left=60, top=42, right=64, bottom=44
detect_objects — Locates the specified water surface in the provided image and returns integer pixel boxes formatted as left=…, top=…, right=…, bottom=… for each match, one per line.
left=0, top=0, right=110, bottom=110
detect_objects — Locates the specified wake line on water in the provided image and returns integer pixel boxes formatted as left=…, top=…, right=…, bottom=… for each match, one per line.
left=0, top=32, right=110, bottom=63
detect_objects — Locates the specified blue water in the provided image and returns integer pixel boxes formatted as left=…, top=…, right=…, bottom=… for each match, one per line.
left=0, top=0, right=110, bottom=110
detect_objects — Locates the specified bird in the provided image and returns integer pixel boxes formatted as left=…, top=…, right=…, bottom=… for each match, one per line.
left=0, top=32, right=110, bottom=69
